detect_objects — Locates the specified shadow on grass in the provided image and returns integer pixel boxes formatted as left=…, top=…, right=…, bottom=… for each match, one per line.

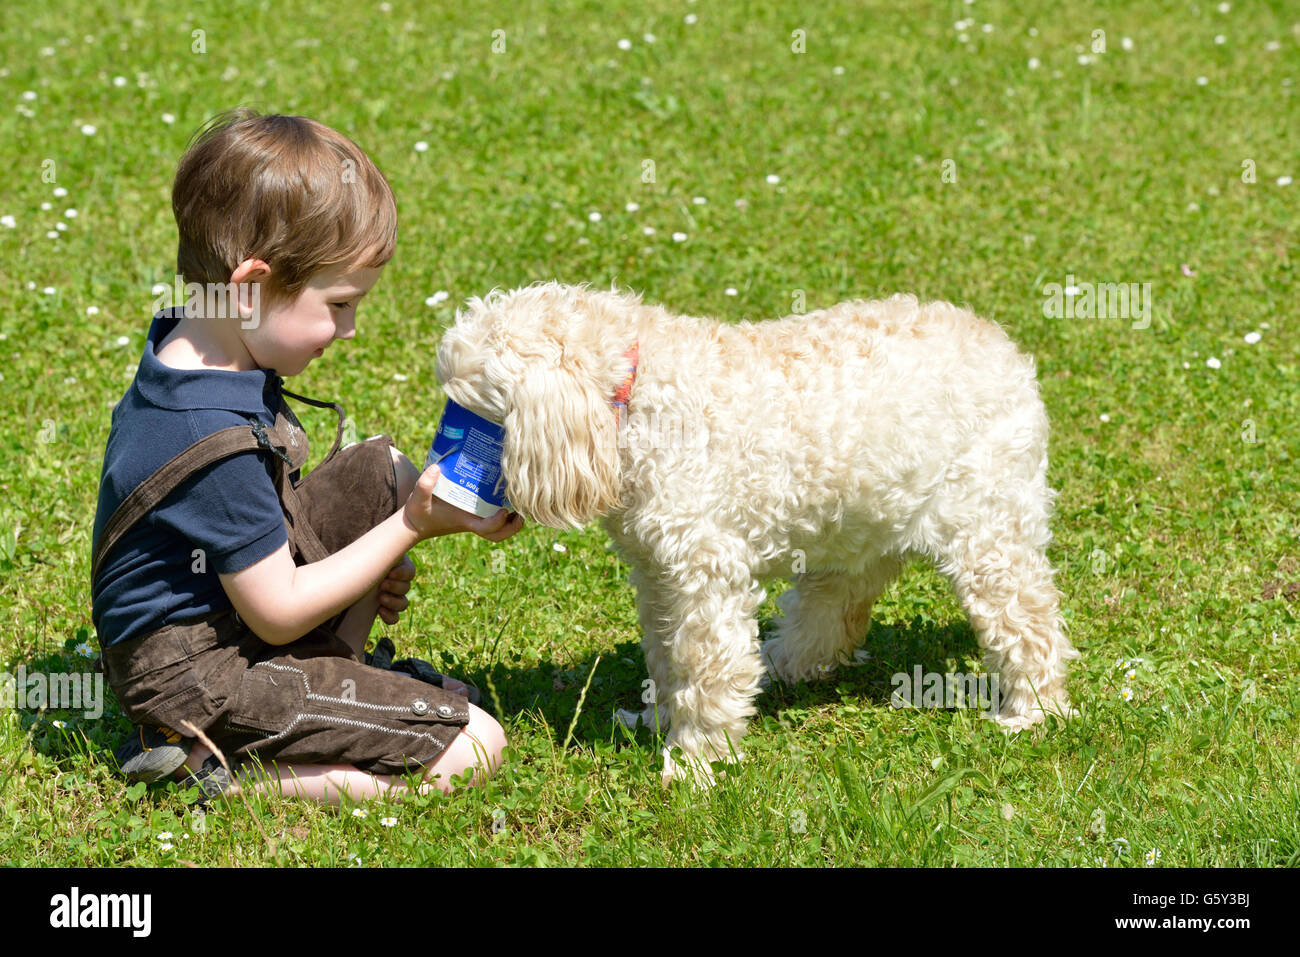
left=465, top=610, right=985, bottom=754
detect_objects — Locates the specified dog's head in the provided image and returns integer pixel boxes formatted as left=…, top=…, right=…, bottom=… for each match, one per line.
left=436, top=281, right=640, bottom=530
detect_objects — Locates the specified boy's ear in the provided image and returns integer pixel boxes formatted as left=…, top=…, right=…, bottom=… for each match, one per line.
left=231, top=258, right=271, bottom=328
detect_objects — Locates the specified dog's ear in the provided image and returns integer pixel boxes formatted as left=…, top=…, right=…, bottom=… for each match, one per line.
left=502, top=361, right=621, bottom=530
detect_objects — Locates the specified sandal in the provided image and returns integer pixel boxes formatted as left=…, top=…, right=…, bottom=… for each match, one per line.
left=365, top=636, right=483, bottom=707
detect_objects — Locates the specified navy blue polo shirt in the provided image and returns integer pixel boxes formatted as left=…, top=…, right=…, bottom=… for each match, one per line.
left=91, top=308, right=291, bottom=647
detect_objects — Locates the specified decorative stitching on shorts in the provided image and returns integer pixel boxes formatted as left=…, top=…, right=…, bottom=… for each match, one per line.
left=254, top=660, right=427, bottom=715
left=235, top=712, right=453, bottom=750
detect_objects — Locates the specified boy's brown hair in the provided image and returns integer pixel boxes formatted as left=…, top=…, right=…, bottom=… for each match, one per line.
left=172, top=108, right=396, bottom=314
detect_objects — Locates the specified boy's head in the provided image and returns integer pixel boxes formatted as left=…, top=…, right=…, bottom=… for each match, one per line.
left=172, top=108, right=396, bottom=374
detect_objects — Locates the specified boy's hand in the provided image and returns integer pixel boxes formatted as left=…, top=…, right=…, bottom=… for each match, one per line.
left=403, top=464, right=524, bottom=542
left=377, top=554, right=416, bottom=626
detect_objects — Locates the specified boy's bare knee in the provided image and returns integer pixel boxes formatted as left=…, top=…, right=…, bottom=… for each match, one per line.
left=420, top=704, right=507, bottom=791
left=389, top=446, right=420, bottom=503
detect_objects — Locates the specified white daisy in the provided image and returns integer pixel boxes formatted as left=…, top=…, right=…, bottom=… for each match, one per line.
left=671, top=231, right=687, bottom=242
left=64, top=208, right=77, bottom=218
left=692, top=196, right=706, bottom=205
left=765, top=174, right=780, bottom=184
left=725, top=288, right=738, bottom=296
left=52, top=720, right=66, bottom=728
left=21, top=91, right=36, bottom=101
left=413, top=141, right=428, bottom=152
left=76, top=642, right=94, bottom=657
left=0, top=215, right=14, bottom=228
left=1121, top=37, right=1133, bottom=51
left=643, top=34, right=656, bottom=43
left=351, top=807, right=369, bottom=818
left=392, top=373, right=407, bottom=382
left=1099, top=413, right=1110, bottom=423
left=553, top=542, right=567, bottom=552
left=684, top=14, right=697, bottom=25
left=625, top=202, right=639, bottom=212
left=116, top=335, right=129, bottom=346
left=1028, top=57, right=1041, bottom=69
left=426, top=290, right=450, bottom=306
left=588, top=211, right=602, bottom=222
left=1206, top=357, right=1221, bottom=369
left=642, top=226, right=655, bottom=235
left=80, top=124, right=96, bottom=135
left=113, top=76, right=127, bottom=87
left=162, top=113, right=175, bottom=124
left=1244, top=331, right=1261, bottom=344
left=380, top=816, right=397, bottom=827
left=1278, top=176, right=1293, bottom=186
left=87, top=306, right=100, bottom=316
left=617, top=38, right=632, bottom=50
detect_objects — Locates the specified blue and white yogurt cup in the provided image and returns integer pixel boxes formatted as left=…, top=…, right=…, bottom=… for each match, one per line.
left=423, top=399, right=511, bottom=518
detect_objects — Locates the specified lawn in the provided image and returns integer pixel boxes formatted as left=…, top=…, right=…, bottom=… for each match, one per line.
left=0, top=0, right=1296, bottom=867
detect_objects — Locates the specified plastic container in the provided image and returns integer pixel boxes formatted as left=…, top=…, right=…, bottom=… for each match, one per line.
left=423, top=399, right=510, bottom=517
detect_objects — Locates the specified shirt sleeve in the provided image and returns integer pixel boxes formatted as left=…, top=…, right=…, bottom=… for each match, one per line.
left=150, top=448, right=289, bottom=574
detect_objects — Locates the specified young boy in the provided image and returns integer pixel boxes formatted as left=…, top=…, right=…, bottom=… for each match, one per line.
left=90, top=108, right=523, bottom=806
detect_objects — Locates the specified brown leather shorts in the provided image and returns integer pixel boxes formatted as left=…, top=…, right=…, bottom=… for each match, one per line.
left=101, top=437, right=472, bottom=776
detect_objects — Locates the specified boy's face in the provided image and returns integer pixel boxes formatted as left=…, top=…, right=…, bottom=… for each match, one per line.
left=241, top=261, right=383, bottom=376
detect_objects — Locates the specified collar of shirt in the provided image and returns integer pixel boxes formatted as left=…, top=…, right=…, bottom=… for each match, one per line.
left=132, top=307, right=282, bottom=416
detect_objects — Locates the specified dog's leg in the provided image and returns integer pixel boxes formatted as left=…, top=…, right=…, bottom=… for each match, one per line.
left=762, top=559, right=901, bottom=684
left=615, top=562, right=673, bottom=735
left=933, top=497, right=1079, bottom=731
left=654, top=546, right=768, bottom=788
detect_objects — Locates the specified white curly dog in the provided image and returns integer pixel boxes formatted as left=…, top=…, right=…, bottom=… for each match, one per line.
left=436, top=281, right=1079, bottom=785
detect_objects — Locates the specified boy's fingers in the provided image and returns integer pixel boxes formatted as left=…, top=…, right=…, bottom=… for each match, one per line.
left=477, top=510, right=523, bottom=541
left=415, top=464, right=440, bottom=493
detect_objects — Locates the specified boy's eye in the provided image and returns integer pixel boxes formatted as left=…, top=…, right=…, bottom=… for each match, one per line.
left=331, top=301, right=353, bottom=309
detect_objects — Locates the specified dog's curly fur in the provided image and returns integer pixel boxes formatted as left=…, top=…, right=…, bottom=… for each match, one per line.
left=437, top=281, right=1080, bottom=785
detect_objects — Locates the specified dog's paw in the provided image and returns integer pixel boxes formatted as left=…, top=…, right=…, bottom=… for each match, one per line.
left=615, top=706, right=668, bottom=733
left=993, top=701, right=1078, bottom=736
left=660, top=747, right=722, bottom=790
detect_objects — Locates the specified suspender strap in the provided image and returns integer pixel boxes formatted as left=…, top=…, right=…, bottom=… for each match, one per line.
left=90, top=425, right=262, bottom=586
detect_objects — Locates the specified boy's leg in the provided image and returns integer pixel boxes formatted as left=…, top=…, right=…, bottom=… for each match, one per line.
left=332, top=447, right=418, bottom=657
left=329, top=447, right=470, bottom=696
left=178, top=701, right=506, bottom=806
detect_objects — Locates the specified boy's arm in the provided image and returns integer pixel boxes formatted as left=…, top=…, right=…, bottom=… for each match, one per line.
left=220, top=465, right=521, bottom=646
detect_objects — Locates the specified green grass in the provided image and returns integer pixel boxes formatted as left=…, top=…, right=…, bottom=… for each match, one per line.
left=1, top=0, right=1297, bottom=866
